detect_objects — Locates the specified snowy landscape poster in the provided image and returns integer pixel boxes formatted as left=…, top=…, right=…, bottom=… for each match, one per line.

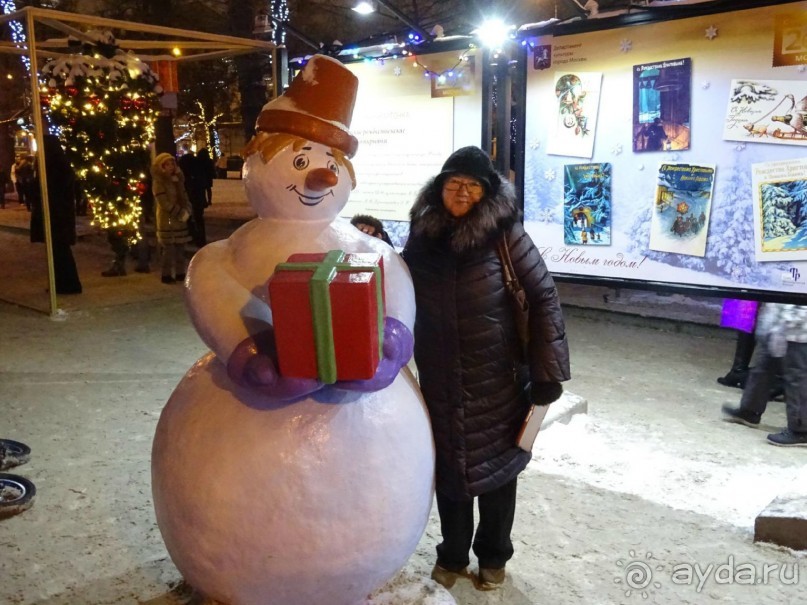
left=563, top=163, right=611, bottom=245
left=752, top=158, right=807, bottom=262
left=723, top=79, right=807, bottom=147
left=546, top=71, right=602, bottom=159
left=649, top=163, right=715, bottom=258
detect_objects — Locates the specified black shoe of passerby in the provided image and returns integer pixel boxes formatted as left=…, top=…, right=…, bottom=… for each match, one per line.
left=767, top=429, right=807, bottom=447
left=716, top=370, right=748, bottom=389
left=721, top=404, right=761, bottom=428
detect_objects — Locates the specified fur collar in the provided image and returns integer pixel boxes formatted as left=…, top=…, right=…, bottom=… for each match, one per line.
left=409, top=176, right=519, bottom=253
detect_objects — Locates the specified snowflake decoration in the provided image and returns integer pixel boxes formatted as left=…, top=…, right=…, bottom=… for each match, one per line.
left=537, top=207, right=555, bottom=223
left=705, top=25, right=718, bottom=40
left=544, top=168, right=556, bottom=181
left=735, top=143, right=746, bottom=152
left=393, top=66, right=402, bottom=76
left=612, top=144, right=623, bottom=156
left=620, top=39, right=632, bottom=53
left=529, top=139, right=541, bottom=150
left=702, top=81, right=711, bottom=90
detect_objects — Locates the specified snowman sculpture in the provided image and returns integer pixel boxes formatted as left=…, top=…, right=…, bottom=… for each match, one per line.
left=151, top=55, right=435, bottom=605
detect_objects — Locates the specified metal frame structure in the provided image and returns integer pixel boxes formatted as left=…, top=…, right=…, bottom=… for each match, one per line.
left=0, top=7, right=276, bottom=317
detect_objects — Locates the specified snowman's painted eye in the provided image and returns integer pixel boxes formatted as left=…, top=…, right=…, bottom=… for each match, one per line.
left=293, top=154, right=309, bottom=170
left=327, top=160, right=339, bottom=175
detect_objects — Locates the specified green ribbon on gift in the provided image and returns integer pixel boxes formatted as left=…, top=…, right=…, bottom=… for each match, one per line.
left=275, top=250, right=384, bottom=384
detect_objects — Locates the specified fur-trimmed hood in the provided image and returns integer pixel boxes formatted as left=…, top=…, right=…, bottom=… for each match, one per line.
left=408, top=174, right=520, bottom=253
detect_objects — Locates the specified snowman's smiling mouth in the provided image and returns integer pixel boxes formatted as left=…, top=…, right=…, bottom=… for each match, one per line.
left=287, top=185, right=334, bottom=206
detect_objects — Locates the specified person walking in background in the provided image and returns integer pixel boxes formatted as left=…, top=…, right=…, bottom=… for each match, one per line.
left=350, top=213, right=392, bottom=246
left=197, top=148, right=216, bottom=208
left=0, top=162, right=9, bottom=209
left=722, top=303, right=807, bottom=447
left=716, top=298, right=758, bottom=389
left=152, top=153, right=192, bottom=284
left=402, top=146, right=571, bottom=591
left=14, top=155, right=35, bottom=211
left=29, top=135, right=82, bottom=295
left=178, top=148, right=208, bottom=248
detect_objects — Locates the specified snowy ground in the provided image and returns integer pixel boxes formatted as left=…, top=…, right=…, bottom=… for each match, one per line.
left=1, top=297, right=805, bottom=605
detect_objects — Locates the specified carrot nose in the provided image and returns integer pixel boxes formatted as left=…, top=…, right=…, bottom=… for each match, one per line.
left=305, top=168, right=338, bottom=191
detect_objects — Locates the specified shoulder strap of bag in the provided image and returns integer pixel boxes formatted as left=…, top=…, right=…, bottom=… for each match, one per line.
left=497, top=231, right=520, bottom=292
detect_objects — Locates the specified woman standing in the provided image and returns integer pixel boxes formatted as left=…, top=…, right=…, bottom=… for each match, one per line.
left=152, top=153, right=192, bottom=284
left=402, top=146, right=571, bottom=590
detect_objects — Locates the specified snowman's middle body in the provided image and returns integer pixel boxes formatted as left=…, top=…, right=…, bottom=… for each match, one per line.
left=152, top=218, right=435, bottom=605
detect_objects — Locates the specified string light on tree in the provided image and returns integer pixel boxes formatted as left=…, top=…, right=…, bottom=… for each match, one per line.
left=40, top=30, right=162, bottom=242
left=1, top=0, right=31, bottom=73
left=187, top=100, right=223, bottom=154
left=271, top=0, right=289, bottom=45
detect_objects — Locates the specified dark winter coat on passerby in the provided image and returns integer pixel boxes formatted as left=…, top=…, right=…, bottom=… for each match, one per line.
left=152, top=153, right=192, bottom=246
left=402, top=173, right=570, bottom=501
left=29, top=135, right=82, bottom=294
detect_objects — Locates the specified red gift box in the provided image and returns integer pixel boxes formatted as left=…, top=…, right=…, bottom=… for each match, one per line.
left=268, top=250, right=385, bottom=383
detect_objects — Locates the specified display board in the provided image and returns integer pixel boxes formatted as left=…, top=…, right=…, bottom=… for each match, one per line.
left=522, top=2, right=807, bottom=300
left=343, top=46, right=483, bottom=240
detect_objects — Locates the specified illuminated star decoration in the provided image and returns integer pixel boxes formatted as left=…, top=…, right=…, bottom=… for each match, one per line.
left=544, top=168, right=556, bottom=181
left=620, top=39, right=632, bottom=53
left=705, top=25, right=718, bottom=40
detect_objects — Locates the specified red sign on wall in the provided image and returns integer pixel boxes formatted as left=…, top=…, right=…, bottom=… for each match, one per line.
left=151, top=61, right=179, bottom=93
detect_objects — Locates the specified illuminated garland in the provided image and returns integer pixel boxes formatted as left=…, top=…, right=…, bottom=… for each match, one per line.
left=187, top=100, right=222, bottom=153
left=1, top=0, right=31, bottom=73
left=40, top=31, right=162, bottom=241
left=271, top=0, right=289, bottom=46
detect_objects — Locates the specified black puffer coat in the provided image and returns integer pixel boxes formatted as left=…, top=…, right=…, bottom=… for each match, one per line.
left=402, top=177, right=570, bottom=501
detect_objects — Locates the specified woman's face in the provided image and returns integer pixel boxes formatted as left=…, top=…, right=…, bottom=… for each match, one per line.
left=441, top=173, right=484, bottom=218
left=162, top=159, right=177, bottom=174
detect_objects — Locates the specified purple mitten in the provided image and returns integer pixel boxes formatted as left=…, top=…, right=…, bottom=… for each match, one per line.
left=227, top=328, right=323, bottom=402
left=334, top=317, right=414, bottom=392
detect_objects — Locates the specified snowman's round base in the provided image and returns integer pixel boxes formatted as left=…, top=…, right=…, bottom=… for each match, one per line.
left=152, top=354, right=435, bottom=605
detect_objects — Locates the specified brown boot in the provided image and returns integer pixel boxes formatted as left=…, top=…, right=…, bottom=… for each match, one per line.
left=476, top=567, right=506, bottom=590
left=430, top=564, right=470, bottom=589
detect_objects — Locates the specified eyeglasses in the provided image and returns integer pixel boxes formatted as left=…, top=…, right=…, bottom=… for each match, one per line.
left=443, top=178, right=483, bottom=194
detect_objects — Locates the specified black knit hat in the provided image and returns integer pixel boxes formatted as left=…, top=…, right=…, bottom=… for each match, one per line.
left=437, top=146, right=501, bottom=195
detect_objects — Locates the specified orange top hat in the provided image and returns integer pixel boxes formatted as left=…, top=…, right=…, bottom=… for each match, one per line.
left=255, top=54, right=359, bottom=158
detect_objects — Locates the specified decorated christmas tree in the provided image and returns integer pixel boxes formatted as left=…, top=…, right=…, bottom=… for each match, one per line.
left=40, top=31, right=162, bottom=245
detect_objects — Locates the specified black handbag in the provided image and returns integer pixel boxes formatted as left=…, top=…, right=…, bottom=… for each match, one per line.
left=496, top=233, right=530, bottom=357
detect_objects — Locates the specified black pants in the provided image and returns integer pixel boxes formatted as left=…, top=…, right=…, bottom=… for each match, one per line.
left=435, top=477, right=517, bottom=571
left=53, top=242, right=82, bottom=294
left=741, top=337, right=807, bottom=432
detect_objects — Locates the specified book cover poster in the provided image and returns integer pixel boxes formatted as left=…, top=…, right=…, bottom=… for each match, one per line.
left=723, top=79, right=807, bottom=147
left=563, top=163, right=612, bottom=246
left=752, top=158, right=807, bottom=262
left=632, top=58, right=692, bottom=152
left=546, top=72, right=602, bottom=159
left=649, top=163, right=715, bottom=257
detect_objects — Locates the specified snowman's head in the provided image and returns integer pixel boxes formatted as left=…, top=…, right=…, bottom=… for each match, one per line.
left=243, top=132, right=356, bottom=221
